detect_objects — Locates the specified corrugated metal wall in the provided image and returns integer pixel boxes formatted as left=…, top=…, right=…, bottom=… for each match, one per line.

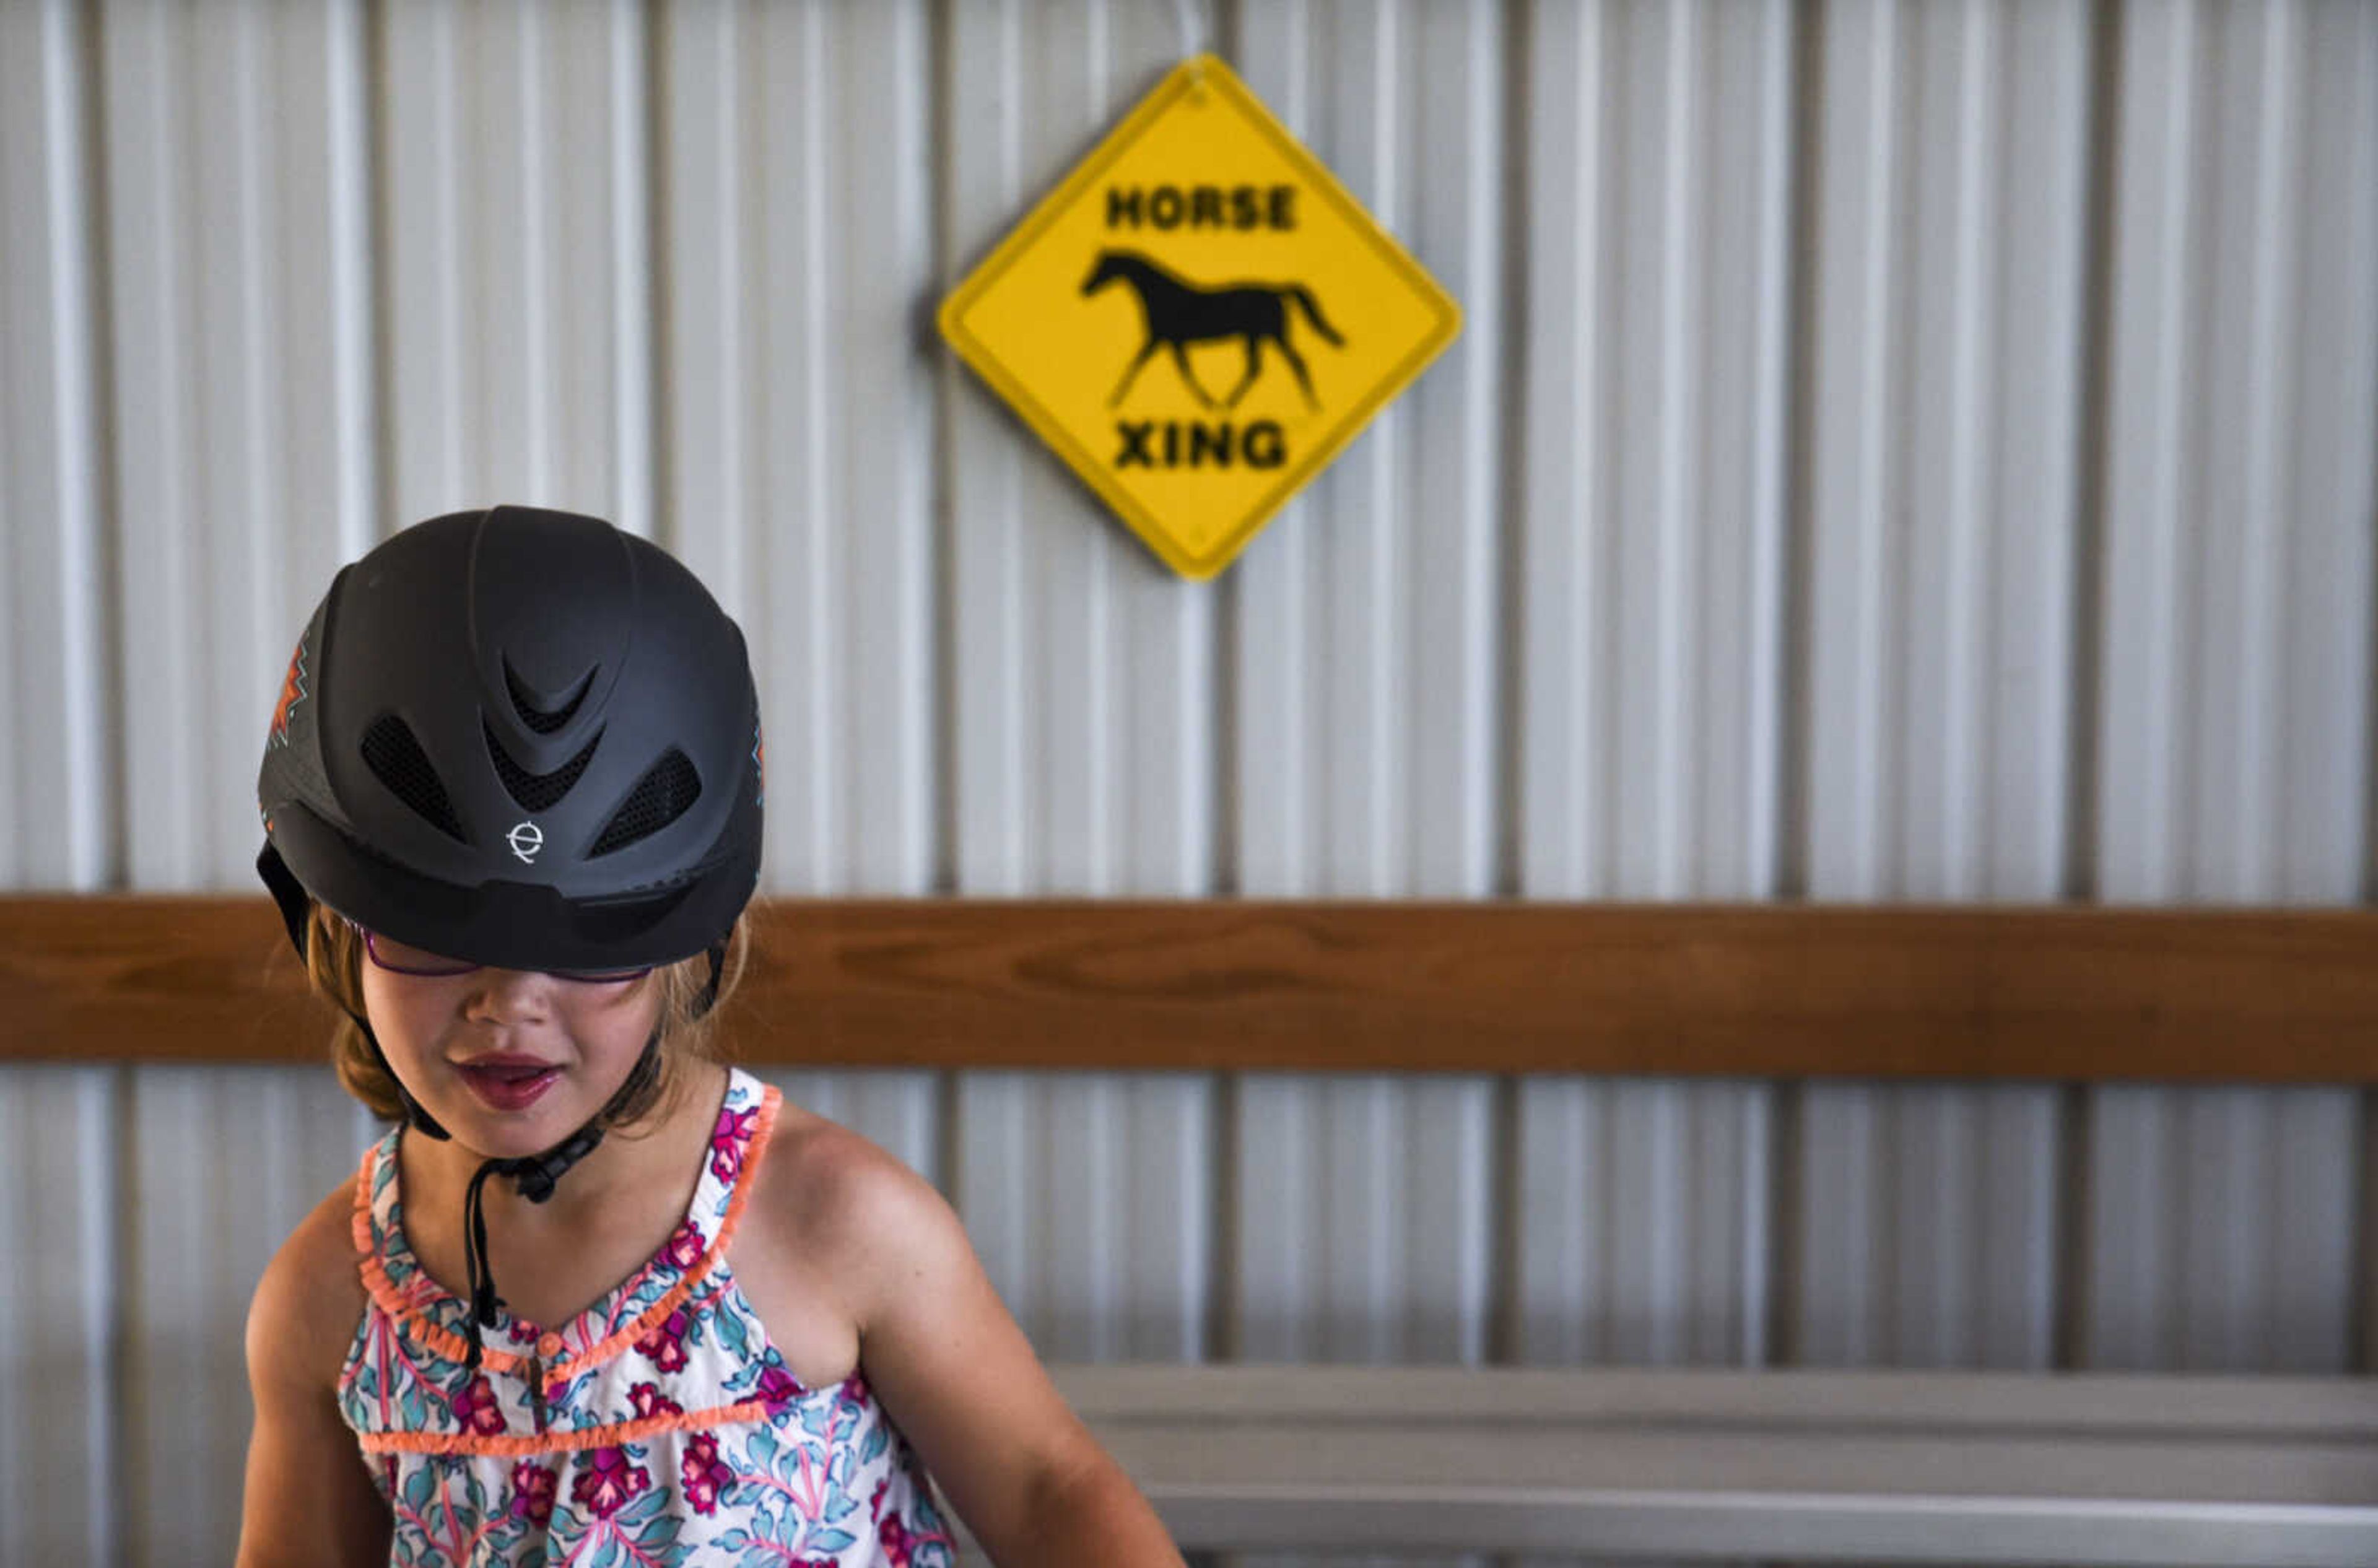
left=1, top=1, right=2374, bottom=1563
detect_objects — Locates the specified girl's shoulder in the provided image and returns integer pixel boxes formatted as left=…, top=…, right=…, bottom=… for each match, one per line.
left=248, top=1172, right=371, bottom=1395
left=736, top=1097, right=954, bottom=1329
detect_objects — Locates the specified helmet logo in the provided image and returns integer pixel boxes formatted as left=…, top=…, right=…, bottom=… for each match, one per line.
left=507, top=821, right=545, bottom=863
left=268, top=634, right=310, bottom=750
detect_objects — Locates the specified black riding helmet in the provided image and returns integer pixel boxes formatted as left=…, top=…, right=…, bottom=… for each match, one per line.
left=256, top=505, right=764, bottom=1369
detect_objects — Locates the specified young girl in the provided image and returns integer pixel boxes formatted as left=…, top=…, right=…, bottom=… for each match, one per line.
left=237, top=505, right=1185, bottom=1567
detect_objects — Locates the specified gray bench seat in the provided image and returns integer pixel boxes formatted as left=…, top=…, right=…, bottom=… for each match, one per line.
left=991, top=1365, right=2378, bottom=1566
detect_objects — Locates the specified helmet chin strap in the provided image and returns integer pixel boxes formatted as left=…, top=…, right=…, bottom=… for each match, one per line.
left=258, top=852, right=734, bottom=1373
left=388, top=942, right=727, bottom=1374
left=453, top=1032, right=660, bottom=1370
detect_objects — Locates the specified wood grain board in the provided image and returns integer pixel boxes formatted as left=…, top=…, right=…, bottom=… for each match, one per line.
left=4, top=898, right=2373, bottom=1081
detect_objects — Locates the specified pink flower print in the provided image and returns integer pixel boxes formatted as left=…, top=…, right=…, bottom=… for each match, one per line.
left=510, top=1461, right=558, bottom=1528
left=872, top=1481, right=920, bottom=1567
left=680, top=1431, right=734, bottom=1515
left=628, top=1381, right=683, bottom=1421
left=661, top=1217, right=707, bottom=1272
left=754, top=1362, right=804, bottom=1409
left=448, top=1374, right=507, bottom=1437
left=839, top=1372, right=870, bottom=1406
left=633, top=1307, right=691, bottom=1374
left=569, top=1446, right=651, bottom=1520
left=710, top=1105, right=757, bottom=1182
left=505, top=1320, right=542, bottom=1347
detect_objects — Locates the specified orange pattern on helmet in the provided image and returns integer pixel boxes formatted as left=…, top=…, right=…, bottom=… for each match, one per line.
left=269, top=635, right=308, bottom=748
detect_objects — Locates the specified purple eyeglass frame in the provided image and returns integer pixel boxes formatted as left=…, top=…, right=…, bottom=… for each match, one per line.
left=343, top=918, right=653, bottom=985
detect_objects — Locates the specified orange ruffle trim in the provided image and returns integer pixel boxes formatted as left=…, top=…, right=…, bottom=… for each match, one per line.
left=354, top=1399, right=779, bottom=1457
left=349, top=1084, right=785, bottom=1383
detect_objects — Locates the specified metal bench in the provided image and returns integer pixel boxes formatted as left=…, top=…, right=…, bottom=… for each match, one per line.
left=960, top=1365, right=2378, bottom=1565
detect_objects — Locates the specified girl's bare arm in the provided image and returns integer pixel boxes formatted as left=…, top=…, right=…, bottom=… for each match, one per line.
left=816, top=1140, right=1187, bottom=1568
left=235, top=1182, right=392, bottom=1568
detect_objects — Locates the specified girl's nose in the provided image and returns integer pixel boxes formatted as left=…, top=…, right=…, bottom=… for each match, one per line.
left=464, top=969, right=555, bottom=1022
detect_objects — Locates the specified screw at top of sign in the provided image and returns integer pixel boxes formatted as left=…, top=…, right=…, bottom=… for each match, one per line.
left=1166, top=0, right=1211, bottom=97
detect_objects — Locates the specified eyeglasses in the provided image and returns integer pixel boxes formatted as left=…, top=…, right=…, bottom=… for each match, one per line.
left=344, top=920, right=653, bottom=986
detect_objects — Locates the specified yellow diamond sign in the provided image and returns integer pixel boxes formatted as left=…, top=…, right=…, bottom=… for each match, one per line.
left=939, top=54, right=1461, bottom=580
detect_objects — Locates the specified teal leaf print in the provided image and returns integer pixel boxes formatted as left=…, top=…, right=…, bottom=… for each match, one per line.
left=615, top=1483, right=668, bottom=1530
left=713, top=1301, right=751, bottom=1362
left=716, top=1527, right=753, bottom=1551
left=401, top=1461, right=435, bottom=1512
left=460, top=1460, right=491, bottom=1520
left=860, top=1424, right=888, bottom=1466
left=590, top=1536, right=624, bottom=1568
left=547, top=1506, right=590, bottom=1559
left=824, top=1489, right=859, bottom=1525
left=749, top=1472, right=794, bottom=1539
left=640, top=1514, right=684, bottom=1554
left=808, top=1528, right=857, bottom=1553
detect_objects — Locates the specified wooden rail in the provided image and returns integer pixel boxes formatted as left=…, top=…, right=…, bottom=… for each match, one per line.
left=2, top=897, right=2374, bottom=1079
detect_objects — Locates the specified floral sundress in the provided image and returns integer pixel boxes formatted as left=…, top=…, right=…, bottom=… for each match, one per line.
left=338, top=1067, right=959, bottom=1567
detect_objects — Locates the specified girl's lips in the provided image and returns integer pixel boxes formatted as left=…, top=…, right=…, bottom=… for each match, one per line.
left=454, top=1061, right=562, bottom=1113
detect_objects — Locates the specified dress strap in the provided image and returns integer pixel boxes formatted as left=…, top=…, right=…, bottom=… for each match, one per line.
left=349, top=1130, right=392, bottom=1259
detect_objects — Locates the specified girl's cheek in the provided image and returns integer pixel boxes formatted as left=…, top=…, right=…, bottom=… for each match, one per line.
left=359, top=978, right=444, bottom=1063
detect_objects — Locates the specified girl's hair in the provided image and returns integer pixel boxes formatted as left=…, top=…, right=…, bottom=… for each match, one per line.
left=301, top=902, right=754, bottom=1133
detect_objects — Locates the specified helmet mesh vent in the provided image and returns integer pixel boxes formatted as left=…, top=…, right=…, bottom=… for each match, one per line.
left=361, top=715, right=469, bottom=843
left=590, top=749, right=701, bottom=856
left=485, top=720, right=600, bottom=814
left=505, top=659, right=590, bottom=735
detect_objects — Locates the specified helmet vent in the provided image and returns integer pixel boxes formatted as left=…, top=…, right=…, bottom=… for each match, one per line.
left=485, top=721, right=601, bottom=814
left=590, top=749, right=702, bottom=856
left=360, top=715, right=469, bottom=843
left=505, top=659, right=592, bottom=735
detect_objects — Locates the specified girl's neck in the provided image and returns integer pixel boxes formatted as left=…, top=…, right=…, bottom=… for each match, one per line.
left=401, top=1058, right=730, bottom=1227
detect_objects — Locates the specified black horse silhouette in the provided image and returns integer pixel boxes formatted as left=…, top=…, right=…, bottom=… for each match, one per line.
left=1081, top=248, right=1345, bottom=411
